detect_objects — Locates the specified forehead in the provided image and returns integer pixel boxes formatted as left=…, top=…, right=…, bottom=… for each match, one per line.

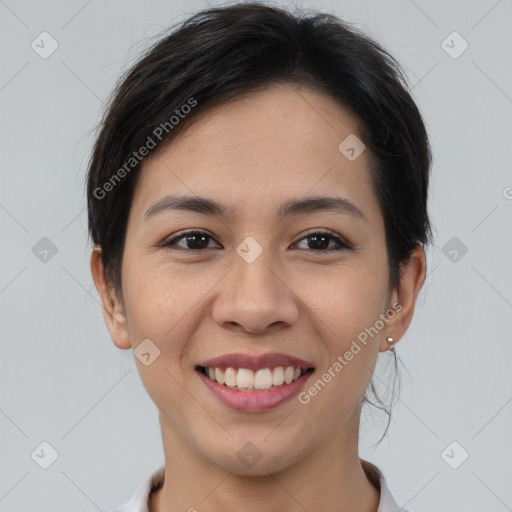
left=131, top=84, right=381, bottom=228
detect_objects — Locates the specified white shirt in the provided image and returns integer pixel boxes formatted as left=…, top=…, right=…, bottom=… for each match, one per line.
left=109, top=459, right=410, bottom=512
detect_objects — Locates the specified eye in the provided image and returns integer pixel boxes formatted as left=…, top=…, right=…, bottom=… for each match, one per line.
left=160, top=230, right=220, bottom=251
left=160, top=229, right=352, bottom=252
left=292, top=230, right=352, bottom=252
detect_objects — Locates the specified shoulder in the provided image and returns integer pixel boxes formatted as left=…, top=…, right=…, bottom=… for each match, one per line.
left=108, top=465, right=165, bottom=512
left=361, top=459, right=412, bottom=512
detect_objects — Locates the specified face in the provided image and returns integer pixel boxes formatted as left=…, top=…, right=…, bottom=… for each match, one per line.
left=92, top=83, right=425, bottom=476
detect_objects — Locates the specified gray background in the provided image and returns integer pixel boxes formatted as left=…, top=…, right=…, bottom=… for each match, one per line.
left=1, top=0, right=511, bottom=510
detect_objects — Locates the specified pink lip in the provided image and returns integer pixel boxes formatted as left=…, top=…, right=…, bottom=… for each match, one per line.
left=197, top=368, right=314, bottom=412
left=198, top=352, right=315, bottom=371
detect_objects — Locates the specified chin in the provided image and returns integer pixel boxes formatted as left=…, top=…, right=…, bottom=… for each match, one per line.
left=204, top=438, right=303, bottom=476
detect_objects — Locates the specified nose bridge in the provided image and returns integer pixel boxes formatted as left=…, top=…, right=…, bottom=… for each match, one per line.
left=212, top=241, right=299, bottom=333
left=234, top=244, right=279, bottom=298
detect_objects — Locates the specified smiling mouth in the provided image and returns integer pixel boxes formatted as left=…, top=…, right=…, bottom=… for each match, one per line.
left=196, top=365, right=315, bottom=392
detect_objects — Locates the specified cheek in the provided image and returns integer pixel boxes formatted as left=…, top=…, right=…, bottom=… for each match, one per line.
left=121, top=255, right=187, bottom=347
left=121, top=257, right=201, bottom=424
left=298, top=260, right=389, bottom=345
left=121, top=255, right=223, bottom=358
left=295, top=261, right=387, bottom=405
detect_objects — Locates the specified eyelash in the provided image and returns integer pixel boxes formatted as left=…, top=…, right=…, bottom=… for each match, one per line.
left=160, top=229, right=353, bottom=253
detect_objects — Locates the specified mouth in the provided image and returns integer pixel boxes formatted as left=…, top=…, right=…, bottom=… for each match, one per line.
left=194, top=353, right=316, bottom=412
left=196, top=365, right=315, bottom=392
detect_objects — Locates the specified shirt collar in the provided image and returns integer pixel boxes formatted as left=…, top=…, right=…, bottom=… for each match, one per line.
left=113, top=460, right=408, bottom=512
left=361, top=459, right=410, bottom=512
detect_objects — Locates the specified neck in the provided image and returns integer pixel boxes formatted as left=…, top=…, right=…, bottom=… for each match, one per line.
left=149, top=414, right=380, bottom=512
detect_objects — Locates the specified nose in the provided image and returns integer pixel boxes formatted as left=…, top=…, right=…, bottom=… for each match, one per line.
left=212, top=252, right=299, bottom=335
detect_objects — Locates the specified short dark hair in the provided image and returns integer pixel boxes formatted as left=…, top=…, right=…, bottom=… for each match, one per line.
left=86, top=1, right=433, bottom=439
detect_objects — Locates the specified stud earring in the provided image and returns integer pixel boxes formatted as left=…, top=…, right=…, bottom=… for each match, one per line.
left=386, top=336, right=394, bottom=350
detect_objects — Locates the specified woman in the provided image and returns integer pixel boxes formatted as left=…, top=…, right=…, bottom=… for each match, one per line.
left=87, top=3, right=432, bottom=511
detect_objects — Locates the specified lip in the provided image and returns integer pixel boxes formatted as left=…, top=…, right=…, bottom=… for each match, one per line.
left=198, top=352, right=315, bottom=371
left=197, top=367, right=315, bottom=412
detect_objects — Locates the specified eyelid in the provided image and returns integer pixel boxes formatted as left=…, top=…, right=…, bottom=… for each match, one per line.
left=159, top=229, right=220, bottom=248
left=160, top=228, right=353, bottom=251
left=292, top=229, right=352, bottom=250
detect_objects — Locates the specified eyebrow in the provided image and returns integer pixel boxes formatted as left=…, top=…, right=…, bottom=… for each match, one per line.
left=144, top=194, right=368, bottom=223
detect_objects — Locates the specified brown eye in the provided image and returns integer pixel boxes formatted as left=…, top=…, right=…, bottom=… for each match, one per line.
left=292, top=231, right=352, bottom=252
left=160, top=229, right=352, bottom=253
left=161, top=231, right=219, bottom=251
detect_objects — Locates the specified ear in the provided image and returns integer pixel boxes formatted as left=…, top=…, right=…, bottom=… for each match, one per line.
left=90, top=246, right=131, bottom=349
left=379, top=244, right=427, bottom=352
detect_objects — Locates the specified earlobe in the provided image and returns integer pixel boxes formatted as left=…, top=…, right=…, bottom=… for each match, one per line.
left=397, top=244, right=426, bottom=331
left=380, top=244, right=427, bottom=352
left=90, top=247, right=131, bottom=350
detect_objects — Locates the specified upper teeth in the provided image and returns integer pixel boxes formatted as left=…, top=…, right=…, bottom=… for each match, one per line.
left=204, top=366, right=304, bottom=391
